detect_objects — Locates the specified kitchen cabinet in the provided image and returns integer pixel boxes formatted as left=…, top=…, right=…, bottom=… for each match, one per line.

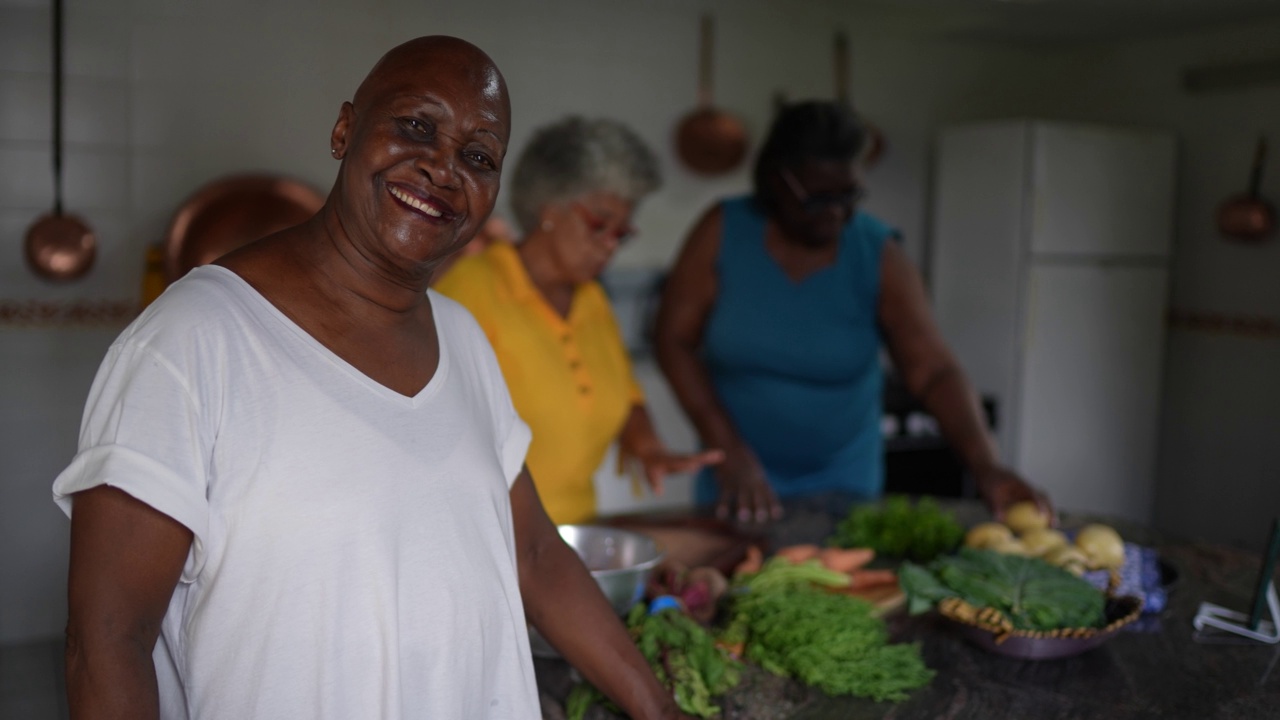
left=929, top=120, right=1176, bottom=523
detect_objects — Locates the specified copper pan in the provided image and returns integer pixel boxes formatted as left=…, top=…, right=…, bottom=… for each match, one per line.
left=24, top=0, right=97, bottom=282
left=163, top=174, right=325, bottom=283
left=25, top=214, right=95, bottom=281
left=1216, top=137, right=1275, bottom=243
left=674, top=15, right=749, bottom=176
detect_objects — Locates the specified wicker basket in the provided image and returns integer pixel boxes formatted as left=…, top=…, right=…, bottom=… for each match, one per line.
left=935, top=572, right=1144, bottom=660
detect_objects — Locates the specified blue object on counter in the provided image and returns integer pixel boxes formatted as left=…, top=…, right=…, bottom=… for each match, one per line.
left=648, top=595, right=684, bottom=615
left=1084, top=543, right=1167, bottom=615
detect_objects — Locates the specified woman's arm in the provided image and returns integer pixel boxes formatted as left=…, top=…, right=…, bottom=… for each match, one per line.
left=65, top=486, right=193, bottom=720
left=653, top=206, right=780, bottom=522
left=510, top=468, right=687, bottom=720
left=877, top=241, right=1051, bottom=518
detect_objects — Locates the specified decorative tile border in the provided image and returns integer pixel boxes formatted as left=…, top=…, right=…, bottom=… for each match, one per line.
left=4, top=299, right=1275, bottom=340
left=0, top=299, right=139, bottom=327
left=1168, top=308, right=1280, bottom=339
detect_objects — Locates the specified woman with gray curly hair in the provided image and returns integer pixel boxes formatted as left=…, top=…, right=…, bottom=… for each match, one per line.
left=437, top=116, right=721, bottom=524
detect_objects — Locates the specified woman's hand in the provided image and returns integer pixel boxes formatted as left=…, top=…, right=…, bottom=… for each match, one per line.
left=975, top=465, right=1054, bottom=525
left=620, top=405, right=724, bottom=498
left=714, top=444, right=783, bottom=524
left=634, top=447, right=725, bottom=497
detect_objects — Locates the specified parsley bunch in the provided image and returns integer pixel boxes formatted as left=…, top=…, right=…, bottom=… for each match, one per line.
left=830, top=495, right=964, bottom=563
left=721, top=582, right=934, bottom=702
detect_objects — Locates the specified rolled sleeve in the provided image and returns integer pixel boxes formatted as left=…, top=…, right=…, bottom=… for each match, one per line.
left=52, top=342, right=213, bottom=582
left=54, top=444, right=209, bottom=581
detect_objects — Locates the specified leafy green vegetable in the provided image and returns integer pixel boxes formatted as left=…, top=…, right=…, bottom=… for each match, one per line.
left=900, top=548, right=1107, bottom=631
left=830, top=495, right=964, bottom=563
left=567, top=604, right=741, bottom=719
left=736, top=556, right=852, bottom=592
left=898, top=561, right=954, bottom=616
left=721, top=562, right=934, bottom=702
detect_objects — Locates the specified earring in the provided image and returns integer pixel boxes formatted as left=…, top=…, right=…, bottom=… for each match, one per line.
left=331, top=148, right=340, bottom=158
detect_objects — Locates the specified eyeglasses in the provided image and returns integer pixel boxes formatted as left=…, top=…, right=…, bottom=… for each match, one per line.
left=571, top=203, right=636, bottom=245
left=779, top=168, right=865, bottom=215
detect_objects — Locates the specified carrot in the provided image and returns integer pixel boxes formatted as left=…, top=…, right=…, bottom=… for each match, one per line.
left=716, top=640, right=746, bottom=659
left=733, top=545, right=764, bottom=576
left=818, top=547, right=875, bottom=574
left=847, top=569, right=898, bottom=590
left=773, top=544, right=821, bottom=564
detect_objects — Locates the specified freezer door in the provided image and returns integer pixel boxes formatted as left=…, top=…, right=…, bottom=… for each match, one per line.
left=930, top=121, right=1030, bottom=460
left=1015, top=264, right=1168, bottom=523
left=1030, top=124, right=1176, bottom=258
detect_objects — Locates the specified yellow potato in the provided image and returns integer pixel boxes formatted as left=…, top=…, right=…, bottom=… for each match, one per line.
left=1019, top=528, right=1068, bottom=556
left=1044, top=545, right=1089, bottom=576
left=1005, top=501, right=1050, bottom=534
left=989, top=538, right=1033, bottom=556
left=965, top=522, right=1014, bottom=549
left=1075, top=524, right=1125, bottom=569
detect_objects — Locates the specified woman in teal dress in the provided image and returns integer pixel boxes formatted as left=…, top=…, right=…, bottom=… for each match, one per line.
left=655, top=101, right=1049, bottom=523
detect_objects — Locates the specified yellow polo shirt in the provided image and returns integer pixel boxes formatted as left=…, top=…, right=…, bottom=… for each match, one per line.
left=435, top=242, right=643, bottom=524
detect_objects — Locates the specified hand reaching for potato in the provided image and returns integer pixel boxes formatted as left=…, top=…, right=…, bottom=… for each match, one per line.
left=974, top=465, right=1054, bottom=526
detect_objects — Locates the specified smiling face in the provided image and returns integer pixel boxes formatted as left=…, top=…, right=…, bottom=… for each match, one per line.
left=328, top=37, right=511, bottom=274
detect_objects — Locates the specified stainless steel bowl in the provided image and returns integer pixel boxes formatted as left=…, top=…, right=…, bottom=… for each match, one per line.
left=529, top=524, right=663, bottom=657
left=560, top=524, right=664, bottom=613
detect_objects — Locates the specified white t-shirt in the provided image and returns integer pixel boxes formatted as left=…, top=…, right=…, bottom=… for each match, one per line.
left=53, top=265, right=540, bottom=720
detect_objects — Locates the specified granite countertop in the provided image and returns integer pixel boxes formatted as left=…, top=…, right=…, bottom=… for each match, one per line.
left=536, top=498, right=1280, bottom=720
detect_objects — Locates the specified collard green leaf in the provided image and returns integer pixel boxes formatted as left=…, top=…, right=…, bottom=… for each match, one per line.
left=898, top=562, right=957, bottom=615
left=905, top=548, right=1106, bottom=631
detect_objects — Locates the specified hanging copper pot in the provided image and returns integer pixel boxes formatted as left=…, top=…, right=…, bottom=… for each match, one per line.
left=674, top=15, right=748, bottom=176
left=1216, top=137, right=1275, bottom=243
left=24, top=0, right=96, bottom=282
left=25, top=215, right=95, bottom=281
left=834, top=31, right=885, bottom=169
left=163, top=174, right=325, bottom=283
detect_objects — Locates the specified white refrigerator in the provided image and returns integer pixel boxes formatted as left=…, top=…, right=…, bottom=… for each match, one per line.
left=929, top=120, right=1176, bottom=524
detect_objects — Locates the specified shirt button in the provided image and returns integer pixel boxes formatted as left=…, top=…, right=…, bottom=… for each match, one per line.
left=569, top=360, right=581, bottom=369
left=561, top=334, right=571, bottom=343
left=579, top=386, right=591, bottom=395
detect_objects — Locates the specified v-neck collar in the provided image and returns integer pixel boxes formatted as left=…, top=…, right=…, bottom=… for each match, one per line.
left=200, top=265, right=449, bottom=408
left=762, top=226, right=843, bottom=286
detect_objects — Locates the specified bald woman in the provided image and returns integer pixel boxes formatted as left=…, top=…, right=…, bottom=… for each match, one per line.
left=56, top=37, right=688, bottom=720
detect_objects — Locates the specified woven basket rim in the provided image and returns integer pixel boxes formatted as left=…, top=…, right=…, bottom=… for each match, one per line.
left=937, top=593, right=1144, bottom=642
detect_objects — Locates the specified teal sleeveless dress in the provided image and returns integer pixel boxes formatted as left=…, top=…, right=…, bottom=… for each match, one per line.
left=695, top=195, right=894, bottom=507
